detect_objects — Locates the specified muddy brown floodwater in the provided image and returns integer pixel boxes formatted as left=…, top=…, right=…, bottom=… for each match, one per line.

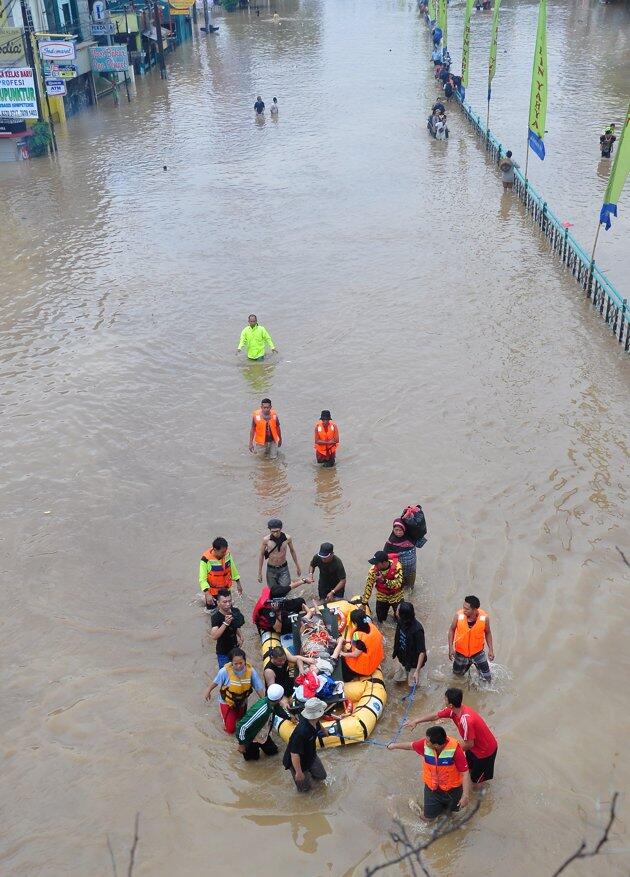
left=1, top=0, right=629, bottom=875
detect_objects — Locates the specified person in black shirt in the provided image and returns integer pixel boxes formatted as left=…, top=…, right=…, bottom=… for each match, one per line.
left=210, top=589, right=245, bottom=668
left=282, top=697, right=336, bottom=791
left=254, top=96, right=265, bottom=115
left=264, top=645, right=315, bottom=696
left=308, top=543, right=347, bottom=601
left=392, top=601, right=426, bottom=687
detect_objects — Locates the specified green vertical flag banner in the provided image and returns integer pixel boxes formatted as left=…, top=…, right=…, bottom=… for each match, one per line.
left=461, top=0, right=474, bottom=88
left=600, top=104, right=630, bottom=229
left=528, top=0, right=548, bottom=160
left=438, top=0, right=447, bottom=48
left=428, top=0, right=435, bottom=21
left=487, top=0, right=501, bottom=100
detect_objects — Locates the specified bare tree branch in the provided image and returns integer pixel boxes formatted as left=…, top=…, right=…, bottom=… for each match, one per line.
left=615, top=546, right=630, bottom=568
left=365, top=799, right=482, bottom=877
left=106, top=836, right=118, bottom=877
left=367, top=793, right=618, bottom=877
left=550, top=792, right=618, bottom=877
left=127, top=812, right=140, bottom=877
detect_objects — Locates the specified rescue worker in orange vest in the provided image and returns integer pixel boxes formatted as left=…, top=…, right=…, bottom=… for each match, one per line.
left=313, top=410, right=339, bottom=468
left=249, top=398, right=282, bottom=459
left=362, top=550, right=404, bottom=623
left=199, top=537, right=243, bottom=609
left=448, top=595, right=494, bottom=683
left=387, top=724, right=471, bottom=821
left=338, top=608, right=385, bottom=682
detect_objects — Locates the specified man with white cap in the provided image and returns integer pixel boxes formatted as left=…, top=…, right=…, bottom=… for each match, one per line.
left=282, top=698, right=336, bottom=791
left=236, top=683, right=291, bottom=761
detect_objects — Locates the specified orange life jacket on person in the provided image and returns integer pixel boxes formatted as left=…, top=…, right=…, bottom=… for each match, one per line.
left=374, top=556, right=402, bottom=596
left=314, top=420, right=339, bottom=455
left=422, top=736, right=462, bottom=791
left=344, top=623, right=385, bottom=676
left=454, top=608, right=488, bottom=657
left=202, top=547, right=235, bottom=597
left=252, top=408, right=280, bottom=445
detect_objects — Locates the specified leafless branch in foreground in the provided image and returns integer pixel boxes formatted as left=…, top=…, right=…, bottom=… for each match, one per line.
left=615, top=546, right=630, bottom=568
left=366, top=793, right=619, bottom=877
left=365, top=799, right=482, bottom=877
left=127, top=812, right=140, bottom=877
left=550, top=792, right=618, bottom=877
left=107, top=812, right=140, bottom=877
left=106, top=836, right=118, bottom=877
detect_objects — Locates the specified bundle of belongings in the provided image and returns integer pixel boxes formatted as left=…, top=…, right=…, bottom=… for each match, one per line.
left=293, top=657, right=344, bottom=702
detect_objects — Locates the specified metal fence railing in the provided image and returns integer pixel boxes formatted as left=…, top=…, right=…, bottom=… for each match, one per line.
left=455, top=97, right=629, bottom=352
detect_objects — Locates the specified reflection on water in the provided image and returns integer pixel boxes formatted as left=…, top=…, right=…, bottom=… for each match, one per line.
left=249, top=455, right=292, bottom=512
left=240, top=359, right=276, bottom=395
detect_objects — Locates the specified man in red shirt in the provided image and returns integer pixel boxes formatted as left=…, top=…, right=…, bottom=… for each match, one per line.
left=404, top=687, right=498, bottom=785
left=387, top=725, right=471, bottom=821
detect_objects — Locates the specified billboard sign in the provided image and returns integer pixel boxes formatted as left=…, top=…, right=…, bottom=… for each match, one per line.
left=38, top=39, right=76, bottom=61
left=89, top=45, right=129, bottom=73
left=0, top=67, right=38, bottom=118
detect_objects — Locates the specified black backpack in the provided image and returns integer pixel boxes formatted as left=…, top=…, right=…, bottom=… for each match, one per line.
left=401, top=504, right=428, bottom=547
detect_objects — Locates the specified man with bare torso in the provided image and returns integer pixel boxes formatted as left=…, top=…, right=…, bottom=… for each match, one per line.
left=258, top=518, right=301, bottom=592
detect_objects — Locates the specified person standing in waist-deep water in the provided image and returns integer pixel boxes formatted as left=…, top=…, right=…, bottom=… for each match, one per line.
left=313, top=410, right=339, bottom=467
left=204, top=647, right=265, bottom=734
left=270, top=97, right=279, bottom=116
left=383, top=518, right=417, bottom=590
left=258, top=518, right=301, bottom=591
left=392, top=601, right=427, bottom=687
left=249, top=398, right=282, bottom=458
left=362, top=550, right=404, bottom=623
left=386, top=725, right=471, bottom=822
left=499, top=150, right=519, bottom=190
left=599, top=128, right=616, bottom=158
left=235, top=683, right=290, bottom=761
left=404, top=687, right=498, bottom=785
left=254, top=95, right=265, bottom=115
left=308, top=542, right=346, bottom=601
left=236, top=314, right=277, bottom=361
left=282, top=697, right=337, bottom=792
left=448, top=595, right=494, bottom=683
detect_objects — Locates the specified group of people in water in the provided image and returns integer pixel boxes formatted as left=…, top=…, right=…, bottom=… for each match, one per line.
left=199, top=428, right=499, bottom=818
left=254, top=96, right=279, bottom=117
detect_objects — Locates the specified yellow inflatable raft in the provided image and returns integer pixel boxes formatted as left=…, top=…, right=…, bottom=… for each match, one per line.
left=260, top=599, right=387, bottom=748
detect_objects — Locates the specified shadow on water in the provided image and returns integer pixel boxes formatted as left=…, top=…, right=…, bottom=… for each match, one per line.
left=244, top=811, right=333, bottom=853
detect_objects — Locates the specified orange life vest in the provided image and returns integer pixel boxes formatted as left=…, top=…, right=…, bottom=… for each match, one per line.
left=202, top=547, right=235, bottom=597
left=454, top=608, right=488, bottom=657
left=314, top=420, right=339, bottom=454
left=345, top=623, right=385, bottom=676
left=422, top=736, right=462, bottom=791
left=252, top=408, right=280, bottom=445
left=374, top=556, right=402, bottom=596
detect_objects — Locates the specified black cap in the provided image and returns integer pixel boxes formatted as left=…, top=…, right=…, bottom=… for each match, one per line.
left=267, top=518, right=283, bottom=529
left=318, top=542, right=334, bottom=558
left=369, top=550, right=389, bottom=564
left=320, top=410, right=331, bottom=420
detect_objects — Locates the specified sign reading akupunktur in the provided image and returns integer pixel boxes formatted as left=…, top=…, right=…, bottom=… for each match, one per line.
left=0, top=67, right=38, bottom=118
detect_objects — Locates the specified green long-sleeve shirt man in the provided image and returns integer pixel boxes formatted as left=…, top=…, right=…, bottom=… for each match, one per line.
left=237, top=321, right=276, bottom=360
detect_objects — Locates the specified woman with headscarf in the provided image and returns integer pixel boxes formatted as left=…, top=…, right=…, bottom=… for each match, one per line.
left=384, top=518, right=417, bottom=590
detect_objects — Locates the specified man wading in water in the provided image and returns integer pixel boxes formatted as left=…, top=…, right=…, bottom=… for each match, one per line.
left=258, top=518, right=302, bottom=592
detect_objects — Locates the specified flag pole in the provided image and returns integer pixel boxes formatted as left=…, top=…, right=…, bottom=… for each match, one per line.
left=486, top=96, right=490, bottom=133
left=524, top=138, right=530, bottom=180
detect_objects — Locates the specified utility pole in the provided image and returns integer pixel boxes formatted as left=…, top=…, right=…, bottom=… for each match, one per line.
left=19, top=0, right=57, bottom=154
left=103, top=0, right=119, bottom=105
left=154, top=1, right=167, bottom=79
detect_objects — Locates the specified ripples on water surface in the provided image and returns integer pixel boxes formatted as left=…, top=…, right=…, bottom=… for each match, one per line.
left=1, top=0, right=629, bottom=874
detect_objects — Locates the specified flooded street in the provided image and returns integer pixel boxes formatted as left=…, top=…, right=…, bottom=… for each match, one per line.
left=1, top=0, right=629, bottom=874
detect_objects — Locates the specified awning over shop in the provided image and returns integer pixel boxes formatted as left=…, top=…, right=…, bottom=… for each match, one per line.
left=142, top=27, right=171, bottom=42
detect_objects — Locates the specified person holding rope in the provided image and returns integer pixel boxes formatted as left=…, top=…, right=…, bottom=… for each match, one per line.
left=386, top=725, right=471, bottom=821
left=404, top=687, right=498, bottom=785
left=448, top=595, right=494, bottom=683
